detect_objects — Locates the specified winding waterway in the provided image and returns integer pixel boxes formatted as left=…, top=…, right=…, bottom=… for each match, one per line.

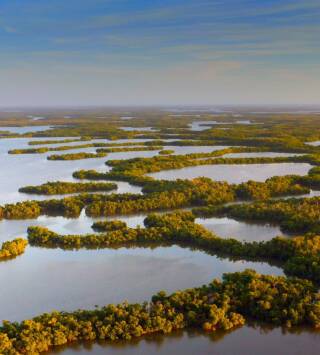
left=0, top=246, right=282, bottom=322
left=0, top=127, right=318, bottom=354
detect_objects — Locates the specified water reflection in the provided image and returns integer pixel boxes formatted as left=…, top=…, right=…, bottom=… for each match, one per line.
left=0, top=131, right=317, bottom=354
left=50, top=324, right=320, bottom=355
left=306, top=141, right=320, bottom=146
left=0, top=211, right=146, bottom=242
left=0, top=137, right=147, bottom=204
left=0, top=125, right=53, bottom=134
left=0, top=246, right=282, bottom=322
left=149, top=163, right=312, bottom=184
left=189, top=120, right=220, bottom=131
left=0, top=137, right=237, bottom=204
left=196, top=216, right=289, bottom=242
left=1, top=210, right=288, bottom=244
left=166, top=145, right=229, bottom=155
left=189, top=120, right=252, bottom=131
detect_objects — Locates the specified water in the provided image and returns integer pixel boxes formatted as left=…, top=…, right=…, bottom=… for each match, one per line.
left=306, top=141, right=320, bottom=146
left=0, top=133, right=317, bottom=353
left=105, top=149, right=160, bottom=160
left=105, top=146, right=228, bottom=157
left=27, top=115, right=46, bottom=121
left=236, top=120, right=251, bottom=124
left=51, top=326, right=320, bottom=355
left=272, top=189, right=320, bottom=200
left=189, top=121, right=220, bottom=131
left=0, top=212, right=147, bottom=242
left=149, top=163, right=312, bottom=184
left=0, top=245, right=282, bottom=322
left=0, top=138, right=149, bottom=204
left=0, top=138, right=238, bottom=204
left=189, top=120, right=252, bottom=131
left=165, top=145, right=230, bottom=155
left=1, top=211, right=286, bottom=244
left=196, top=217, right=289, bottom=242
left=0, top=125, right=53, bottom=134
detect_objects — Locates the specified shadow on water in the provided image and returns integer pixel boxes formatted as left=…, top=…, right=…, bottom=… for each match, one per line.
left=50, top=322, right=320, bottom=354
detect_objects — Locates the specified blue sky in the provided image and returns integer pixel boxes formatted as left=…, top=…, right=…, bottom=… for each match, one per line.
left=0, top=0, right=319, bottom=106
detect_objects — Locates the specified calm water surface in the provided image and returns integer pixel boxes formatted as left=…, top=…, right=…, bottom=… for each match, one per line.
left=306, top=141, right=320, bottom=146
left=165, top=145, right=229, bottom=155
left=0, top=138, right=236, bottom=203
left=189, top=120, right=252, bottom=131
left=0, top=132, right=318, bottom=354
left=149, top=163, right=312, bottom=183
left=0, top=246, right=282, bottom=322
left=0, top=211, right=147, bottom=242
left=196, top=216, right=289, bottom=242
left=0, top=138, right=156, bottom=204
left=51, top=326, right=320, bottom=355
left=0, top=125, right=53, bottom=134
left=0, top=211, right=287, bottom=244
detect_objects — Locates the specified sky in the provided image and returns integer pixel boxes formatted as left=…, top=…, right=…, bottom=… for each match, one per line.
left=0, top=0, right=319, bottom=107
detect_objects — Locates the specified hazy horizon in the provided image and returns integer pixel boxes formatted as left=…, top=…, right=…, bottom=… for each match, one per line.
left=1, top=0, right=319, bottom=106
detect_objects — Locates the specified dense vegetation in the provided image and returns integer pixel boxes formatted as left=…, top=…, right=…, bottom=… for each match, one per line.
left=19, top=181, right=117, bottom=195
left=47, top=152, right=107, bottom=160
left=215, top=197, right=320, bottom=234
left=0, top=238, right=27, bottom=260
left=8, top=140, right=229, bottom=155
left=1, top=269, right=319, bottom=353
left=104, top=148, right=306, bottom=180
left=96, top=146, right=163, bottom=153
left=159, top=149, right=174, bottom=155
left=8, top=143, right=109, bottom=154
left=7, top=141, right=218, bottom=154
left=0, top=172, right=316, bottom=220
left=0, top=201, right=42, bottom=219
left=91, top=220, right=128, bottom=232
left=85, top=179, right=234, bottom=216
left=3, top=110, right=320, bottom=353
left=80, top=176, right=310, bottom=216
left=28, top=138, right=91, bottom=145
left=0, top=195, right=92, bottom=219
left=27, top=210, right=320, bottom=282
left=234, top=176, right=309, bottom=200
